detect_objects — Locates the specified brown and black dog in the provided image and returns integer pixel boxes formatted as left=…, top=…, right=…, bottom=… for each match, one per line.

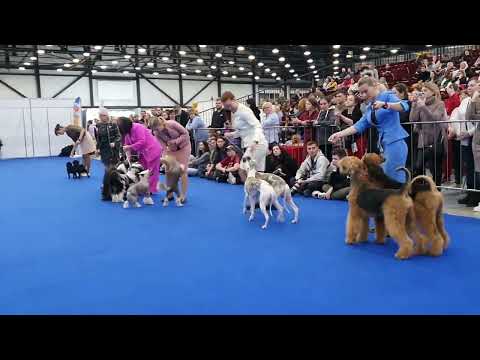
left=362, top=153, right=450, bottom=256
left=337, top=156, right=425, bottom=260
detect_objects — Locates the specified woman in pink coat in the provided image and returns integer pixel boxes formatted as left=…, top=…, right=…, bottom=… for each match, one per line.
left=150, top=116, right=191, bottom=203
left=117, top=117, right=163, bottom=204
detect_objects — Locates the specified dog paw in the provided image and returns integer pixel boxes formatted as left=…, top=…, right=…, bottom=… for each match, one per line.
left=261, top=225, right=267, bottom=229
left=176, top=199, right=184, bottom=207
left=427, top=247, right=443, bottom=257
left=134, top=202, right=141, bottom=208
left=143, top=197, right=154, bottom=205
left=345, top=238, right=355, bottom=245
left=123, top=202, right=129, bottom=209
left=291, top=219, right=298, bottom=224
left=248, top=216, right=254, bottom=222
left=277, top=214, right=285, bottom=223
left=394, top=247, right=414, bottom=260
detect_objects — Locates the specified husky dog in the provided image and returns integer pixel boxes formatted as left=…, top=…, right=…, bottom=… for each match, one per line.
left=123, top=169, right=151, bottom=208
left=240, top=147, right=299, bottom=224
left=243, top=166, right=284, bottom=229
left=157, top=154, right=185, bottom=207
left=102, top=160, right=145, bottom=202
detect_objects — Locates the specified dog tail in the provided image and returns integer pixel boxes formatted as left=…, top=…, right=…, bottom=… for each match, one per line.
left=409, top=175, right=437, bottom=194
left=395, top=167, right=411, bottom=196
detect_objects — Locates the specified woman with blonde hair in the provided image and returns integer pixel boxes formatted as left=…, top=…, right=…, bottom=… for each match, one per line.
left=409, top=81, right=448, bottom=186
left=151, top=116, right=191, bottom=203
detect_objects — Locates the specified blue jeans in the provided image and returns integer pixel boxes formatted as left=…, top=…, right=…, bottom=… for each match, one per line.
left=381, top=139, right=408, bottom=183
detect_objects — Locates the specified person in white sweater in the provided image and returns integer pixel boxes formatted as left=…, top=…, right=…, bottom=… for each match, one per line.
left=221, top=91, right=268, bottom=172
left=290, top=140, right=333, bottom=197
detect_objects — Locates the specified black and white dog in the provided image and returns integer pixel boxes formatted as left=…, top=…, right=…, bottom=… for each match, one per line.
left=67, top=160, right=88, bottom=179
left=102, top=160, right=145, bottom=202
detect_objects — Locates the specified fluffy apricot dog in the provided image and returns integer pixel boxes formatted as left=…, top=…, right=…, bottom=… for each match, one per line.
left=337, top=156, right=421, bottom=260
left=362, top=153, right=450, bottom=256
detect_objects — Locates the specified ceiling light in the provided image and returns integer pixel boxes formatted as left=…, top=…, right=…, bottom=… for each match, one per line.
left=135, top=67, right=141, bottom=70
left=237, top=46, right=245, bottom=51
left=258, top=62, right=264, bottom=67
left=359, top=55, right=366, bottom=60
left=91, top=70, right=97, bottom=73
left=124, top=54, right=131, bottom=59
left=228, top=61, right=235, bottom=65
left=64, top=63, right=71, bottom=68
left=271, top=72, right=277, bottom=76
left=94, top=45, right=102, bottom=50
left=72, top=59, right=80, bottom=63
left=37, top=49, right=45, bottom=54
left=346, top=54, right=353, bottom=58
left=23, top=62, right=31, bottom=66
left=285, top=63, right=291, bottom=68
left=57, top=68, right=63, bottom=72
left=180, top=64, right=186, bottom=68
left=334, top=71, right=339, bottom=75
left=83, top=52, right=90, bottom=57
left=293, top=74, right=298, bottom=77
left=199, top=45, right=207, bottom=48
left=232, top=75, right=237, bottom=79
left=333, top=66, right=339, bottom=70
left=300, top=45, right=307, bottom=47
left=315, top=75, right=319, bottom=78
left=333, top=60, right=339, bottom=64
left=307, top=59, right=313, bottom=63
left=363, top=47, right=370, bottom=51
left=313, top=70, right=318, bottom=74
left=309, top=65, right=315, bottom=69
left=304, top=51, right=311, bottom=56
left=138, top=48, right=146, bottom=53
left=153, top=72, right=159, bottom=75
left=45, top=45, right=53, bottom=47
left=390, top=49, right=399, bottom=54
left=207, top=74, right=213, bottom=78
left=248, top=72, right=253, bottom=76
left=239, top=66, right=245, bottom=71
left=100, top=65, right=107, bottom=69
left=276, top=77, right=281, bottom=80
left=289, top=69, right=294, bottom=73
left=279, top=57, right=285, bottom=62
left=162, top=57, right=169, bottom=61
left=195, top=69, right=201, bottom=73
left=296, top=78, right=300, bottom=81
left=210, top=65, right=217, bottom=69
left=182, top=73, right=187, bottom=77
left=333, top=45, right=341, bottom=49
left=123, top=71, right=130, bottom=74
left=215, top=53, right=222, bottom=58
left=178, top=50, right=186, bottom=55
left=333, top=53, right=340, bottom=57
left=111, top=60, right=118, bottom=65
left=254, top=76, right=259, bottom=80
left=272, top=48, right=279, bottom=54
left=197, top=58, right=203, bottom=63
left=265, top=68, right=271, bottom=72
left=30, top=56, right=37, bottom=60
left=167, top=68, right=172, bottom=72
left=222, top=71, right=228, bottom=75
left=426, top=45, right=433, bottom=47
left=147, top=62, right=154, bottom=67
left=18, top=67, right=25, bottom=70
left=248, top=55, right=255, bottom=60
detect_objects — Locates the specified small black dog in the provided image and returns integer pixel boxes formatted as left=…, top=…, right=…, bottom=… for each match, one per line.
left=66, top=162, right=76, bottom=179
left=67, top=160, right=89, bottom=179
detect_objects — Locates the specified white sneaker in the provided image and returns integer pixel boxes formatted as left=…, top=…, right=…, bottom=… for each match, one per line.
left=227, top=172, right=236, bottom=185
left=143, top=196, right=154, bottom=205
left=312, top=191, right=326, bottom=199
left=80, top=173, right=88, bottom=177
left=473, top=203, right=480, bottom=212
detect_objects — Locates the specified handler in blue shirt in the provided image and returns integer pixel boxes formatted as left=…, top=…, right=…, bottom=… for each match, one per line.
left=329, top=77, right=410, bottom=183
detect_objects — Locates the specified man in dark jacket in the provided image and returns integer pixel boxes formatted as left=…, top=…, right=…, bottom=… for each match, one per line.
left=96, top=108, right=122, bottom=167
left=174, top=105, right=190, bottom=128
left=210, top=98, right=227, bottom=130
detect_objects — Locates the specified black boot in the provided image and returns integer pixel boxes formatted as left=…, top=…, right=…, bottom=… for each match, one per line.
left=458, top=194, right=472, bottom=204
left=466, top=192, right=480, bottom=207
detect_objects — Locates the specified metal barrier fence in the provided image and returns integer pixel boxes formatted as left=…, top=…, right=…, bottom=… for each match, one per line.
left=189, top=120, right=480, bottom=194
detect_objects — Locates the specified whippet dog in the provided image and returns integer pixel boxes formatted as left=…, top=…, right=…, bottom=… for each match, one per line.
left=240, top=146, right=299, bottom=224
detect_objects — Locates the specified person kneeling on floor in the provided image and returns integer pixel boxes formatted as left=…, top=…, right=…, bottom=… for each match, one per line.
left=290, top=140, right=332, bottom=197
left=215, top=145, right=242, bottom=184
left=312, top=148, right=351, bottom=200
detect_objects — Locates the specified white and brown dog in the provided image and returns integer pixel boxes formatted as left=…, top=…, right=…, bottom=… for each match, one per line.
left=123, top=169, right=152, bottom=208
left=240, top=146, right=299, bottom=224
left=157, top=154, right=185, bottom=207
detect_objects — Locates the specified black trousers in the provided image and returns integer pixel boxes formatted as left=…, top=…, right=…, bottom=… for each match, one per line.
left=452, top=140, right=462, bottom=184
left=292, top=180, right=327, bottom=196
left=415, top=146, right=444, bottom=187
left=461, top=143, right=475, bottom=190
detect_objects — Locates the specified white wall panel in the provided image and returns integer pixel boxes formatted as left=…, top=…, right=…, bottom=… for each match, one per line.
left=93, top=79, right=138, bottom=107
left=220, top=83, right=251, bottom=99
left=183, top=80, right=218, bottom=106
left=0, top=75, right=37, bottom=99
left=40, top=76, right=91, bottom=106
left=140, top=78, right=179, bottom=106
left=0, top=108, right=28, bottom=158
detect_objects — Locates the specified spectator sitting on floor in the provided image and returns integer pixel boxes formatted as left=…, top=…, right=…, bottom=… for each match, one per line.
left=290, top=141, right=332, bottom=197
left=215, top=145, right=242, bottom=185
left=188, top=141, right=210, bottom=177
left=265, top=143, right=299, bottom=183
left=203, top=136, right=227, bottom=180
left=285, top=134, right=303, bottom=146
left=312, top=148, right=351, bottom=201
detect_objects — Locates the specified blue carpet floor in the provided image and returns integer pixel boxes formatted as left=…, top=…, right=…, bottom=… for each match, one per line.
left=1, top=157, right=480, bottom=314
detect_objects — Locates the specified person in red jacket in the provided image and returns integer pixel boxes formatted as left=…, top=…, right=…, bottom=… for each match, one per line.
left=442, top=83, right=461, bottom=184
left=444, top=83, right=461, bottom=116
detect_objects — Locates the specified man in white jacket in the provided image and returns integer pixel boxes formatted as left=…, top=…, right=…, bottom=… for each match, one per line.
left=291, top=141, right=333, bottom=197
left=221, top=91, right=268, bottom=172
